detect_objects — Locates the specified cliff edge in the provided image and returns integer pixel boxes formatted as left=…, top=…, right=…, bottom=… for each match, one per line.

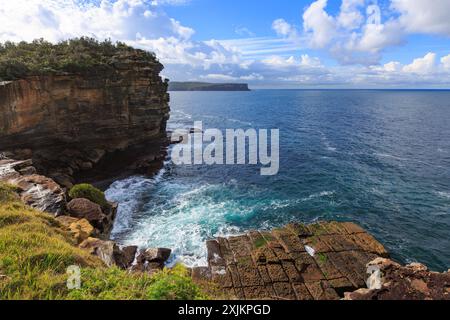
left=0, top=39, right=170, bottom=189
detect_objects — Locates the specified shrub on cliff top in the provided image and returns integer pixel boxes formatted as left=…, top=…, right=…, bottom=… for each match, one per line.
left=0, top=37, right=159, bottom=81
left=69, top=184, right=108, bottom=208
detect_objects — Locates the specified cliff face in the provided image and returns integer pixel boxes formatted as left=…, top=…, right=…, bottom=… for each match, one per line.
left=0, top=51, right=170, bottom=188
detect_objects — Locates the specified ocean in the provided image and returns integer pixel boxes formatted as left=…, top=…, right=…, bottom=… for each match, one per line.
left=105, top=90, right=450, bottom=271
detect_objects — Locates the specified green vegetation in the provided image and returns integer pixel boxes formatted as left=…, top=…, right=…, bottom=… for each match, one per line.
left=254, top=237, right=269, bottom=249
left=317, top=253, right=328, bottom=264
left=69, top=184, right=108, bottom=208
left=0, top=37, right=158, bottom=81
left=0, top=182, right=208, bottom=300
left=0, top=183, right=20, bottom=203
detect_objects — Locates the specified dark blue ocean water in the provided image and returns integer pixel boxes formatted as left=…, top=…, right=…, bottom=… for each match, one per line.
left=106, top=90, right=450, bottom=271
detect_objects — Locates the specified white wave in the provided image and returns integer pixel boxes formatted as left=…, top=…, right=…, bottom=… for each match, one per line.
left=172, top=110, right=192, bottom=120
left=110, top=181, right=261, bottom=267
left=375, top=153, right=409, bottom=161
left=301, top=191, right=335, bottom=202
left=227, top=118, right=253, bottom=126
left=319, top=131, right=338, bottom=152
left=436, top=191, right=450, bottom=199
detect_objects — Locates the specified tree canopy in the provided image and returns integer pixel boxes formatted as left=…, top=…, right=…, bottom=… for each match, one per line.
left=0, top=37, right=157, bottom=81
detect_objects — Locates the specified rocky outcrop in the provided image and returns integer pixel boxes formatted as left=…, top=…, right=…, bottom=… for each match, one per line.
left=345, top=258, right=450, bottom=300
left=193, top=221, right=389, bottom=300
left=0, top=49, right=170, bottom=188
left=56, top=216, right=94, bottom=244
left=0, top=158, right=66, bottom=214
left=66, top=198, right=116, bottom=238
left=132, top=248, right=172, bottom=273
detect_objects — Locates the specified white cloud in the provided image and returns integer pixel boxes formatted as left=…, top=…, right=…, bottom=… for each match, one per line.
left=337, top=0, right=365, bottom=30
left=303, top=0, right=336, bottom=48
left=300, top=54, right=323, bottom=68
left=235, top=27, right=255, bottom=37
left=391, top=0, right=450, bottom=35
left=0, top=0, right=449, bottom=88
left=0, top=0, right=194, bottom=43
left=441, top=54, right=450, bottom=71
left=272, top=19, right=298, bottom=40
left=202, top=74, right=237, bottom=81
left=403, top=52, right=437, bottom=74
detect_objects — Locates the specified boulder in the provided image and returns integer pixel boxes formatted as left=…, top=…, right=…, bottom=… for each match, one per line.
left=67, top=198, right=107, bottom=231
left=79, top=237, right=116, bottom=267
left=141, top=247, right=172, bottom=263
left=113, top=245, right=138, bottom=269
left=345, top=258, right=450, bottom=300
left=56, top=216, right=94, bottom=243
left=132, top=248, right=172, bottom=272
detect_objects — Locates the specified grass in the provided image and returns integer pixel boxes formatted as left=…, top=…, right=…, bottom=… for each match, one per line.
left=0, top=182, right=209, bottom=300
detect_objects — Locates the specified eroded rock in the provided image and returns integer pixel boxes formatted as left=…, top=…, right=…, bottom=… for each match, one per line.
left=203, top=221, right=389, bottom=300
left=79, top=237, right=116, bottom=267
left=0, top=50, right=170, bottom=184
left=345, top=258, right=450, bottom=300
left=133, top=247, right=172, bottom=273
left=0, top=159, right=66, bottom=215
left=56, top=216, right=94, bottom=244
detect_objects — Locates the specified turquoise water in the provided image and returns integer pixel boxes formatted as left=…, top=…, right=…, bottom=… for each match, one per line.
left=106, top=90, right=450, bottom=271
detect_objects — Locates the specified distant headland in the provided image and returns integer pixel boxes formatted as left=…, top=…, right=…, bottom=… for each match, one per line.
left=169, top=81, right=250, bottom=91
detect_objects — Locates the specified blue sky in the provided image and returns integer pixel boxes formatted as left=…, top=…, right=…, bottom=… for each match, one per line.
left=1, top=0, right=450, bottom=88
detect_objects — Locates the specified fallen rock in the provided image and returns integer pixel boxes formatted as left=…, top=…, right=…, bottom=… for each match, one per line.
left=67, top=198, right=107, bottom=232
left=79, top=237, right=116, bottom=267
left=56, top=216, right=94, bottom=243
left=133, top=248, right=172, bottom=272
left=113, top=245, right=138, bottom=270
left=345, top=258, right=450, bottom=300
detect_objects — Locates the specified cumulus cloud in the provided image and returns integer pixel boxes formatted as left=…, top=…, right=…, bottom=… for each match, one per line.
left=441, top=54, right=450, bottom=71
left=0, top=0, right=195, bottom=43
left=303, top=0, right=336, bottom=48
left=0, top=0, right=449, bottom=87
left=299, top=0, right=450, bottom=67
left=272, top=19, right=298, bottom=40
left=391, top=0, right=450, bottom=35
left=403, top=52, right=437, bottom=74
left=337, top=0, right=365, bottom=30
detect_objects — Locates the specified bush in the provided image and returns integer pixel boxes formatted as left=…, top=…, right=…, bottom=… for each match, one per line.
left=68, top=184, right=108, bottom=208
left=0, top=37, right=159, bottom=81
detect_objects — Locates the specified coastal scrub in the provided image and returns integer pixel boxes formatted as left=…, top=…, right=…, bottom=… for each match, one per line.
left=0, top=182, right=208, bottom=300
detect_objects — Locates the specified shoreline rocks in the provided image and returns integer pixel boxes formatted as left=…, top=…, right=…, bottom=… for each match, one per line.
left=192, top=221, right=450, bottom=300
left=345, top=258, right=450, bottom=300
left=0, top=158, right=66, bottom=215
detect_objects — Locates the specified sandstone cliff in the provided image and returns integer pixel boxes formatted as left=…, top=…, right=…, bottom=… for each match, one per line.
left=0, top=50, right=170, bottom=188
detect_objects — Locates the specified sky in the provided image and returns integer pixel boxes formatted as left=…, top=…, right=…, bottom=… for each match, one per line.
left=1, top=0, right=450, bottom=88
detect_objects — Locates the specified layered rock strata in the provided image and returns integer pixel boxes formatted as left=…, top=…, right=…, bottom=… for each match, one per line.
left=0, top=50, right=170, bottom=188
left=193, top=222, right=389, bottom=300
